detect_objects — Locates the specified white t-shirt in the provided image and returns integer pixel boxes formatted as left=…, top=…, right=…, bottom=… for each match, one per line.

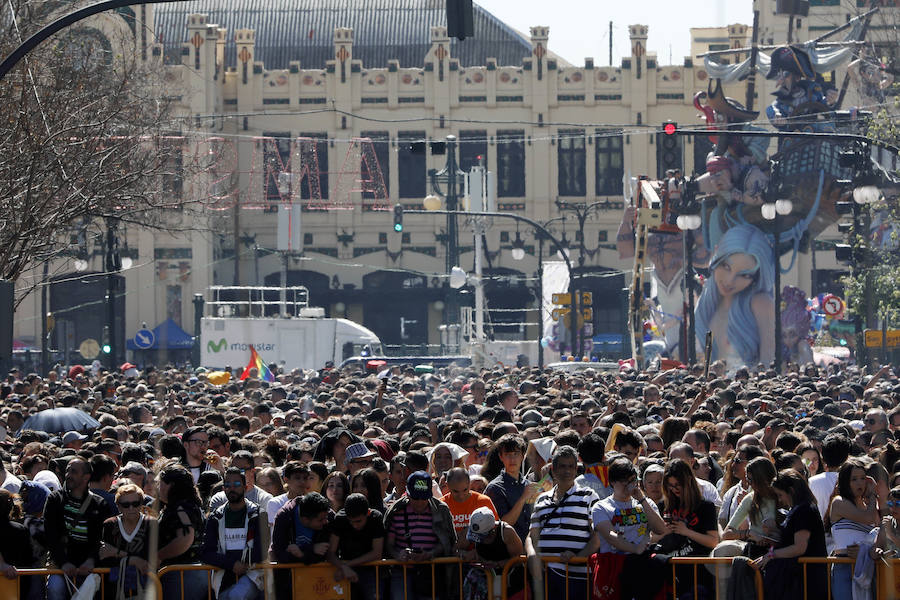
left=809, top=471, right=838, bottom=521
left=591, top=496, right=659, bottom=554
left=698, top=478, right=722, bottom=509
left=268, top=493, right=291, bottom=526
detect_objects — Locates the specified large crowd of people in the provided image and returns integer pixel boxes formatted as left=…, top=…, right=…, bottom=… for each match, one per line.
left=0, top=357, right=897, bottom=600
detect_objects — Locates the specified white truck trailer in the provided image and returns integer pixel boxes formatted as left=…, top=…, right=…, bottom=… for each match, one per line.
left=200, top=286, right=382, bottom=371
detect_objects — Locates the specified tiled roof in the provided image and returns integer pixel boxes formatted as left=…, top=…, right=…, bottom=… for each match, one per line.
left=154, top=0, right=534, bottom=70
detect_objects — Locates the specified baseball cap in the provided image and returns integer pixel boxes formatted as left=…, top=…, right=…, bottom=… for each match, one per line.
left=346, top=442, right=377, bottom=462
left=467, top=506, right=497, bottom=542
left=62, top=431, right=87, bottom=446
left=406, top=471, right=432, bottom=500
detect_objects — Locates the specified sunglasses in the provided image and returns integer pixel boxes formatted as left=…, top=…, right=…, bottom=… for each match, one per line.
left=887, top=500, right=900, bottom=508
left=117, top=500, right=142, bottom=509
left=223, top=481, right=244, bottom=489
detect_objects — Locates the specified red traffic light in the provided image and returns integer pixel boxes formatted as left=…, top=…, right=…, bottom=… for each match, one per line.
left=663, top=122, right=677, bottom=135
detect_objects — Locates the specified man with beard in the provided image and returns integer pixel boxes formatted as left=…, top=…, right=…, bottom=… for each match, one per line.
left=43, top=458, right=114, bottom=600
left=201, top=467, right=264, bottom=600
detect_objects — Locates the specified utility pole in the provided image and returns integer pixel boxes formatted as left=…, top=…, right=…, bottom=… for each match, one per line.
left=40, top=261, right=49, bottom=375
left=428, top=135, right=466, bottom=351
left=192, top=293, right=204, bottom=367
left=105, top=217, right=121, bottom=369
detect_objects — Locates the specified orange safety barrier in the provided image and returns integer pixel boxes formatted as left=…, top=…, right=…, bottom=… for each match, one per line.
left=500, top=556, right=591, bottom=600
left=498, top=555, right=766, bottom=600
left=669, top=557, right=764, bottom=600
left=798, top=556, right=855, bottom=600
left=156, top=564, right=218, bottom=600
left=12, top=567, right=162, bottom=600
left=876, top=557, right=900, bottom=600
left=159, top=558, right=495, bottom=600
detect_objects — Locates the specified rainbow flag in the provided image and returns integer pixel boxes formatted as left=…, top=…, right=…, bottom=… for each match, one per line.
left=239, top=345, right=275, bottom=382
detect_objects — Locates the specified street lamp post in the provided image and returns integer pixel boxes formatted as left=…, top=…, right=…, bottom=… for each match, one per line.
left=426, top=135, right=466, bottom=351
left=555, top=201, right=610, bottom=359
left=676, top=203, right=702, bottom=365
left=762, top=197, right=793, bottom=373
left=513, top=216, right=567, bottom=367
left=406, top=208, right=576, bottom=362
left=104, top=217, right=121, bottom=369
left=192, top=293, right=204, bottom=367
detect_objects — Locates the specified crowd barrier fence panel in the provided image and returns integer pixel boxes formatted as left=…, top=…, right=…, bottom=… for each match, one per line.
left=11, top=567, right=162, bottom=600
left=872, top=556, right=900, bottom=600
left=797, top=556, right=855, bottom=600
left=156, top=563, right=217, bottom=600
left=158, top=558, right=494, bottom=600
left=668, top=557, right=763, bottom=600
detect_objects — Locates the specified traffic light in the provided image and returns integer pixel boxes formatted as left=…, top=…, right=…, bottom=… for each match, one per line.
left=446, top=0, right=474, bottom=41
left=393, top=204, right=404, bottom=233
left=101, top=325, right=111, bottom=354
left=835, top=243, right=853, bottom=263
left=657, top=121, right=682, bottom=178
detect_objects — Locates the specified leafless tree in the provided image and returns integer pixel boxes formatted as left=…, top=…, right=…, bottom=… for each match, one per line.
left=0, top=0, right=202, bottom=291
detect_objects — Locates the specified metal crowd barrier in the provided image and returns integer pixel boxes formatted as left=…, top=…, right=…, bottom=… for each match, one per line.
left=158, top=558, right=494, bottom=600
left=669, top=557, right=764, bottom=600
left=798, top=556, right=855, bottom=600
left=875, top=557, right=900, bottom=600
left=9, top=567, right=162, bottom=599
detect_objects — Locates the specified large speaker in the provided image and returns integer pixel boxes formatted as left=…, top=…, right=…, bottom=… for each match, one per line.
left=0, top=280, right=12, bottom=360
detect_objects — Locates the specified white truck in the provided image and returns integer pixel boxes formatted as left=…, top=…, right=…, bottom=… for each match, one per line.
left=200, top=286, right=382, bottom=371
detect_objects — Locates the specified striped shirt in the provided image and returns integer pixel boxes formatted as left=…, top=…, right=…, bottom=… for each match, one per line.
left=530, top=483, right=600, bottom=577
left=387, top=505, right=439, bottom=553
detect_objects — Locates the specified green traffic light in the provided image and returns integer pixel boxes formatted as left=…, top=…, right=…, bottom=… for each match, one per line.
left=101, top=344, right=111, bottom=354
left=394, top=223, right=403, bottom=232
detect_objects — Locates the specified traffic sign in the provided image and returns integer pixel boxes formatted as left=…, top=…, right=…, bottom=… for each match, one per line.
left=864, top=329, right=900, bottom=348
left=133, top=328, right=156, bottom=350
left=822, top=294, right=845, bottom=317
left=552, top=293, right=571, bottom=305
left=79, top=338, right=100, bottom=359
left=552, top=292, right=592, bottom=305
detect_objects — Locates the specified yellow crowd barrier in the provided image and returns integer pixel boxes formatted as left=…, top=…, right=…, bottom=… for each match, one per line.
left=159, top=557, right=495, bottom=600
left=8, top=567, right=162, bottom=599
left=669, top=556, right=764, bottom=600
left=876, top=557, right=900, bottom=600
left=797, top=556, right=855, bottom=600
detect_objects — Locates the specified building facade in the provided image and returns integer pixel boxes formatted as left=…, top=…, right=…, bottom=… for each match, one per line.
left=12, top=0, right=894, bottom=365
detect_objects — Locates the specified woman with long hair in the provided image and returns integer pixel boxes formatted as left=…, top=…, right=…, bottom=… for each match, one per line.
left=99, top=483, right=156, bottom=600
left=627, top=459, right=719, bottom=600
left=719, top=457, right=779, bottom=557
left=659, top=417, right=690, bottom=452
left=826, top=458, right=880, bottom=600
left=351, top=468, right=386, bottom=514
left=753, top=469, right=827, bottom=600
left=795, top=443, right=822, bottom=478
left=156, top=463, right=206, bottom=600
left=323, top=471, right=350, bottom=513
left=694, top=224, right=775, bottom=370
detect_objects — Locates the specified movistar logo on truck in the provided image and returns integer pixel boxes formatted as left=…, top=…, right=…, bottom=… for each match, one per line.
left=208, top=338, right=227, bottom=353
left=207, top=338, right=276, bottom=353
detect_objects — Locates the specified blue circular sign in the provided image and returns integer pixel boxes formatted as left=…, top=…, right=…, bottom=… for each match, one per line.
left=133, top=328, right=155, bottom=349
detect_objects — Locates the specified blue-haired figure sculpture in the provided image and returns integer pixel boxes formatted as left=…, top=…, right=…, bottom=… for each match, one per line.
left=695, top=225, right=775, bottom=371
